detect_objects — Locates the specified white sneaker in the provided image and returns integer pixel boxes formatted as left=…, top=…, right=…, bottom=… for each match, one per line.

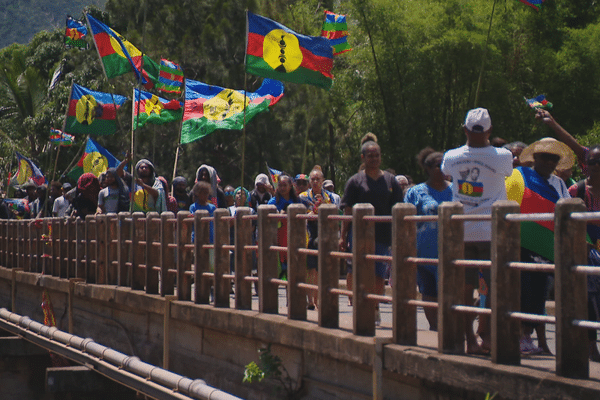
left=520, top=334, right=542, bottom=355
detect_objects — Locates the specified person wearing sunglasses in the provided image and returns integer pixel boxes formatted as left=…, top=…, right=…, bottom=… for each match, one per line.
left=537, top=109, right=600, bottom=360
left=507, top=137, right=575, bottom=355
left=224, top=185, right=235, bottom=207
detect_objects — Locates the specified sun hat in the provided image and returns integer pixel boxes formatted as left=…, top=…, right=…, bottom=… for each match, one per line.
left=519, top=137, right=575, bottom=171
left=464, top=108, right=492, bottom=133
left=255, top=173, right=268, bottom=185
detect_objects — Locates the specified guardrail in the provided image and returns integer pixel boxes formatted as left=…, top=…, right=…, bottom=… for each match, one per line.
left=0, top=198, right=597, bottom=380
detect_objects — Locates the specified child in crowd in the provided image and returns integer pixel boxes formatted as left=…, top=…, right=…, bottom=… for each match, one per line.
left=190, top=181, right=216, bottom=243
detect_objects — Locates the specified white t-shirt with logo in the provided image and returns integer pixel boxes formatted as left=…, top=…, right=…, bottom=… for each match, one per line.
left=441, top=144, right=513, bottom=242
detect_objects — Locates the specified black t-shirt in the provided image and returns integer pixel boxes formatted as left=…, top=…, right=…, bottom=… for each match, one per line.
left=249, top=189, right=272, bottom=211
left=341, top=171, right=403, bottom=245
left=0, top=200, right=9, bottom=219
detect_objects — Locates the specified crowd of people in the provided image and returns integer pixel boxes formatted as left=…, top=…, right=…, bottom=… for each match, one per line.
left=1, top=106, right=599, bottom=359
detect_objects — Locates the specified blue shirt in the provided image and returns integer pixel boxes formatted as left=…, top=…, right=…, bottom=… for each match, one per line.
left=190, top=202, right=217, bottom=243
left=404, top=182, right=452, bottom=272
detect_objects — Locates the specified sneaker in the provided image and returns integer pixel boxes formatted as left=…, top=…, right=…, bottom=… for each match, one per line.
left=520, top=334, right=542, bottom=355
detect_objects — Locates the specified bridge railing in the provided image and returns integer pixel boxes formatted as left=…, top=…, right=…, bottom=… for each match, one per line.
left=0, top=198, right=598, bottom=379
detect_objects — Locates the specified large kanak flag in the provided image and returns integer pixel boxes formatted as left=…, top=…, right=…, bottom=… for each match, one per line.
left=86, top=14, right=160, bottom=88
left=246, top=12, right=334, bottom=90
left=181, top=78, right=284, bottom=144
left=63, top=83, right=127, bottom=135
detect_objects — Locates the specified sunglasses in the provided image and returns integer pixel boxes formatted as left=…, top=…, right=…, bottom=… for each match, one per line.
left=587, top=158, right=600, bottom=167
left=225, top=191, right=234, bottom=196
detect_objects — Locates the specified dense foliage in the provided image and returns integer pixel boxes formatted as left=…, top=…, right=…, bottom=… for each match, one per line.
left=1, top=0, right=600, bottom=191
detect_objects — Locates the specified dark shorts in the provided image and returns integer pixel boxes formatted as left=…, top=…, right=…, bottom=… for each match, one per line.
left=464, top=242, right=491, bottom=306
left=346, top=240, right=390, bottom=279
left=417, top=265, right=438, bottom=298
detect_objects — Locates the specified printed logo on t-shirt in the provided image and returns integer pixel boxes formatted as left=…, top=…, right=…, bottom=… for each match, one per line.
left=458, top=180, right=483, bottom=197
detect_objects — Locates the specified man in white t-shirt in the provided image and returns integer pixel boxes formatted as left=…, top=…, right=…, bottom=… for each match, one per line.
left=52, top=183, right=72, bottom=217
left=441, top=107, right=513, bottom=354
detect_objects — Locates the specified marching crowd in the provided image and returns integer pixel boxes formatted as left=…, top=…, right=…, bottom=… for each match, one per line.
left=1, top=106, right=599, bottom=360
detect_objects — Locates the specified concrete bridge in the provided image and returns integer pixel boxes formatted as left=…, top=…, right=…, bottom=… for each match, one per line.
left=1, top=199, right=600, bottom=399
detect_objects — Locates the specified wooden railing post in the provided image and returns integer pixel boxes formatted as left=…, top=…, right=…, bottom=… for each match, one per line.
left=8, top=220, right=15, bottom=268
left=52, top=218, right=60, bottom=276
left=96, top=214, right=107, bottom=284
left=318, top=204, right=339, bottom=329
left=258, top=204, right=279, bottom=314
left=74, top=217, right=85, bottom=278
left=392, top=203, right=417, bottom=345
left=352, top=203, right=376, bottom=336
left=160, top=212, right=176, bottom=296
left=555, top=198, right=588, bottom=378
left=491, top=200, right=521, bottom=365
left=85, top=215, right=96, bottom=283
left=66, top=217, right=76, bottom=278
left=131, top=213, right=146, bottom=290
left=234, top=207, right=253, bottom=310
left=213, top=209, right=230, bottom=307
left=23, top=220, right=31, bottom=272
left=59, top=217, right=68, bottom=278
left=106, top=213, right=118, bottom=285
left=118, top=212, right=131, bottom=286
left=146, top=212, right=160, bottom=295
left=193, top=210, right=210, bottom=304
left=177, top=211, right=192, bottom=301
left=438, top=202, right=465, bottom=354
left=287, top=204, right=307, bottom=320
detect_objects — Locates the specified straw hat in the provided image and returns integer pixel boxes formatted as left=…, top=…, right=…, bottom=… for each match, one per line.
left=519, top=137, right=575, bottom=171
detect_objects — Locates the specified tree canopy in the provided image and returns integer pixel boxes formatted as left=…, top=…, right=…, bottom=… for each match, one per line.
left=1, top=0, right=600, bottom=191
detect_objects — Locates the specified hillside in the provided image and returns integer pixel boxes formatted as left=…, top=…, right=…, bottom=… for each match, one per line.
left=0, top=0, right=106, bottom=49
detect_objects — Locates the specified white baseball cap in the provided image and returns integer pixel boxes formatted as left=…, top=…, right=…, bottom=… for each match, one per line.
left=464, top=108, right=492, bottom=133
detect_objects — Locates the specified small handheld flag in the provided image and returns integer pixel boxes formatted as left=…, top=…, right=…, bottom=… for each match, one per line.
left=50, top=128, right=74, bottom=146
left=267, top=165, right=282, bottom=188
left=526, top=94, right=552, bottom=110
left=63, top=83, right=127, bottom=135
left=156, top=59, right=184, bottom=94
left=321, top=11, right=352, bottom=56
left=246, top=12, right=334, bottom=90
left=65, top=16, right=88, bottom=49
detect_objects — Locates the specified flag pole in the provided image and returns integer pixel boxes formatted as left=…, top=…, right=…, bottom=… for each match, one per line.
left=473, top=0, right=498, bottom=108
left=241, top=73, right=248, bottom=189
left=171, top=83, right=185, bottom=197
left=51, top=144, right=61, bottom=183
left=60, top=135, right=88, bottom=180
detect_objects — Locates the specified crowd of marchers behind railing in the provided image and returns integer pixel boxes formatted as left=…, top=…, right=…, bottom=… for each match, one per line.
left=2, top=107, right=600, bottom=362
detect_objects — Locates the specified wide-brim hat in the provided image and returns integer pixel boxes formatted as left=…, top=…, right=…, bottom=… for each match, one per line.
left=519, top=137, right=575, bottom=171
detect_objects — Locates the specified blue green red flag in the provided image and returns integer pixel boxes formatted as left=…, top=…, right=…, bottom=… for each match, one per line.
left=246, top=12, right=334, bottom=90
left=65, top=16, right=88, bottom=49
left=526, top=94, right=552, bottom=110
left=156, top=59, right=184, bottom=94
left=181, top=78, right=284, bottom=144
left=518, top=0, right=545, bottom=11
left=133, top=89, right=183, bottom=128
left=12, top=152, right=46, bottom=186
left=321, top=11, right=352, bottom=56
left=267, top=165, right=282, bottom=188
left=86, top=14, right=159, bottom=89
left=50, top=128, right=74, bottom=146
left=67, top=138, right=121, bottom=180
left=63, top=83, right=127, bottom=135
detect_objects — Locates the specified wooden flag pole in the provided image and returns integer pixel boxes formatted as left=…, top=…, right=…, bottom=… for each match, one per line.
left=473, top=0, right=498, bottom=108
left=51, top=144, right=61, bottom=183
